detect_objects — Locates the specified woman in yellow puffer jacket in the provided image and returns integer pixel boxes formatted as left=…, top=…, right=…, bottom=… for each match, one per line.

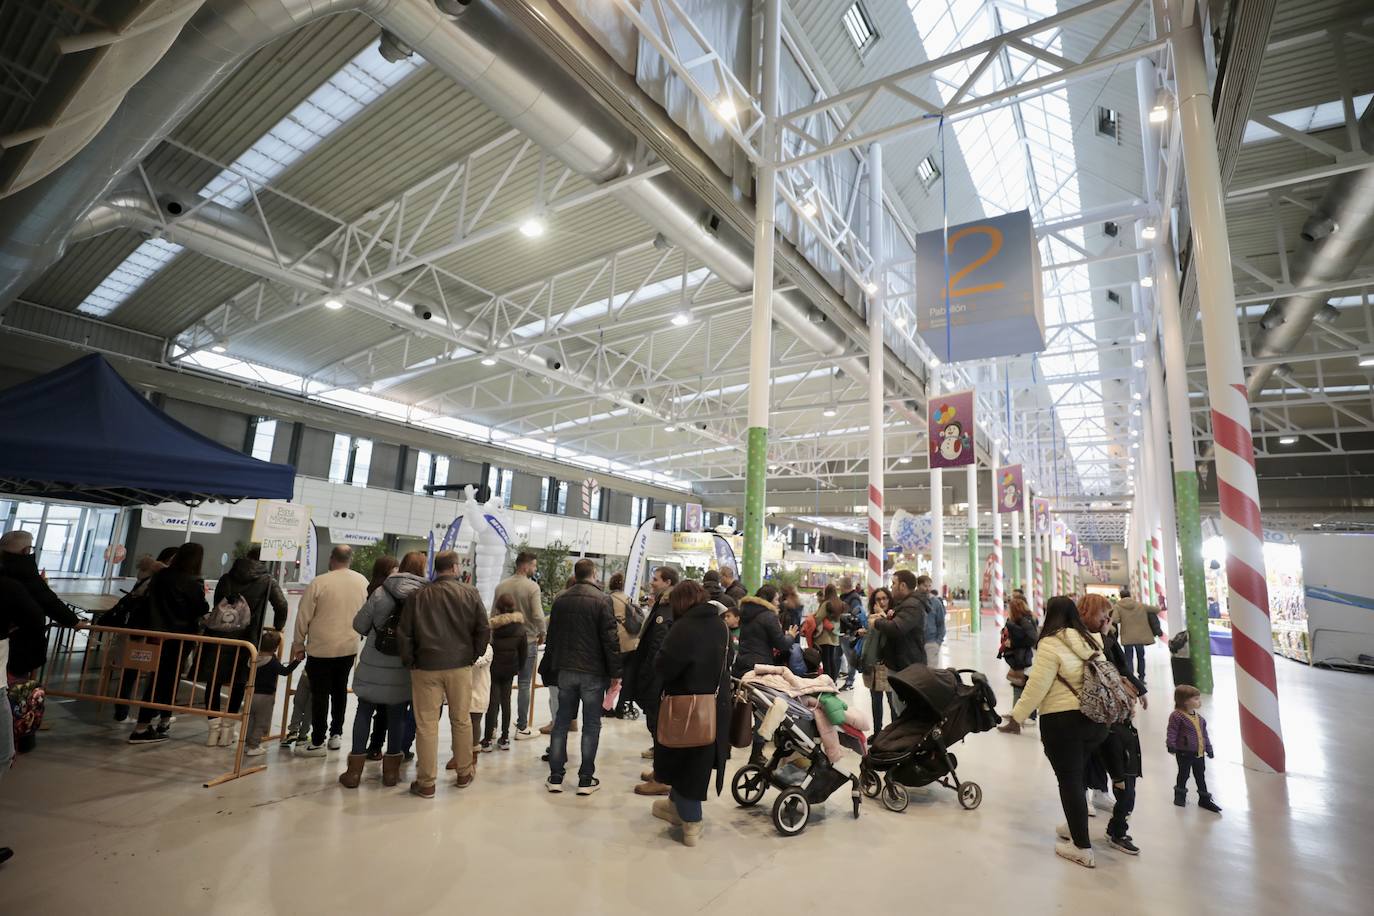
left=1009, top=597, right=1109, bottom=870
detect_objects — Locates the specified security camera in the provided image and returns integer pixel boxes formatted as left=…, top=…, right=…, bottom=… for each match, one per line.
left=545, top=357, right=563, bottom=371
left=412, top=303, right=432, bottom=321
left=1300, top=215, right=1338, bottom=243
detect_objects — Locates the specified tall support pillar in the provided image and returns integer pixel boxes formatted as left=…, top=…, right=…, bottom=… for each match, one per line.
left=1171, top=4, right=1284, bottom=772
left=1156, top=239, right=1213, bottom=691
left=929, top=374, right=944, bottom=596
left=1147, top=357, right=1182, bottom=627
left=966, top=462, right=980, bottom=633
left=990, top=443, right=1004, bottom=621
left=865, top=142, right=886, bottom=594
left=741, top=0, right=781, bottom=594
left=1010, top=505, right=1021, bottom=598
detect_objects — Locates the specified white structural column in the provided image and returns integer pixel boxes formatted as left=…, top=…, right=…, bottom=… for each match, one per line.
left=990, top=441, right=1004, bottom=621
left=1024, top=490, right=1035, bottom=607
left=966, top=461, right=980, bottom=632
left=1171, top=4, right=1284, bottom=772
left=740, top=0, right=780, bottom=594
left=930, top=371, right=943, bottom=595
left=1010, top=504, right=1020, bottom=595
left=1146, top=325, right=1182, bottom=631
left=866, top=143, right=885, bottom=594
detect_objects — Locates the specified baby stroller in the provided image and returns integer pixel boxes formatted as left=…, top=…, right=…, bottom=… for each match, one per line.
left=860, top=665, right=1000, bottom=812
left=730, top=677, right=863, bottom=836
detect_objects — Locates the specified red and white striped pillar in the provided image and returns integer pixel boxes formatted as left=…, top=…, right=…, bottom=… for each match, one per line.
left=1172, top=3, right=1284, bottom=772
left=990, top=442, right=1004, bottom=621
left=865, top=142, right=885, bottom=594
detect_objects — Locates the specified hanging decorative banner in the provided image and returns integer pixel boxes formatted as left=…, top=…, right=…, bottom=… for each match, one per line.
left=301, top=523, right=318, bottom=585
left=1064, top=531, right=1079, bottom=559
left=915, top=209, right=1046, bottom=363
left=624, top=516, right=656, bottom=600
left=1033, top=497, right=1051, bottom=534
left=425, top=531, right=435, bottom=580
left=712, top=533, right=739, bottom=575
left=889, top=509, right=935, bottom=554
left=581, top=478, right=599, bottom=517
left=685, top=503, right=704, bottom=533
left=1077, top=542, right=1090, bottom=567
left=998, top=464, right=1024, bottom=513
left=1052, top=520, right=1067, bottom=553
left=928, top=388, right=976, bottom=469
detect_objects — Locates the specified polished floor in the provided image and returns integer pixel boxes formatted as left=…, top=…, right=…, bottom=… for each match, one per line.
left=3, top=626, right=1370, bottom=915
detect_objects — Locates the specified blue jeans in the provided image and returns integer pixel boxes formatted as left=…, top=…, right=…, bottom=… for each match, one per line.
left=351, top=700, right=406, bottom=755
left=547, top=669, right=607, bottom=783
left=1125, top=644, right=1146, bottom=680
left=671, top=788, right=702, bottom=823
left=516, top=650, right=536, bottom=731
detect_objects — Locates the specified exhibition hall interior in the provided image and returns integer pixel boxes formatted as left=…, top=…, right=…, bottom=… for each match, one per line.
left=0, top=0, right=1371, bottom=911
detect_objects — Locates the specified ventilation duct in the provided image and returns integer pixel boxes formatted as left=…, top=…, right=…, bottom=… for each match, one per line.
left=0, top=0, right=913, bottom=422
left=1245, top=100, right=1374, bottom=399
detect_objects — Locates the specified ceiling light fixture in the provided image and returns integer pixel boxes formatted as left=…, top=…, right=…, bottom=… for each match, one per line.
left=714, top=96, right=737, bottom=120
left=1140, top=275, right=1154, bottom=288
left=822, top=406, right=837, bottom=417
left=898, top=456, right=912, bottom=464
left=1313, top=522, right=1323, bottom=529
left=480, top=356, right=497, bottom=367
left=1149, top=104, right=1169, bottom=124
left=800, top=199, right=818, bottom=219
left=1134, top=359, right=1144, bottom=368
left=1132, top=392, right=1142, bottom=400
left=1358, top=350, right=1374, bottom=367
left=1135, top=331, right=1146, bottom=342
left=1278, top=435, right=1297, bottom=445
left=211, top=344, right=226, bottom=353
left=864, top=281, right=879, bottom=295
left=930, top=355, right=941, bottom=367
left=671, top=311, right=691, bottom=327
left=546, top=435, right=557, bottom=444
left=664, top=424, right=677, bottom=432
left=893, top=315, right=906, bottom=328
left=1141, top=225, right=1158, bottom=241
left=358, top=385, right=371, bottom=393
left=518, top=216, right=546, bottom=238
left=324, top=298, right=344, bottom=310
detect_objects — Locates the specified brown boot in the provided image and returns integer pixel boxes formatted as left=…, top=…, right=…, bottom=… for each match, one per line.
left=634, top=779, right=670, bottom=796
left=382, top=753, right=403, bottom=787
left=338, top=753, right=366, bottom=788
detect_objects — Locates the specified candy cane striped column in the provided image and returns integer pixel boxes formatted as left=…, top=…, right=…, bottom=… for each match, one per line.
left=867, top=484, right=884, bottom=592
left=865, top=142, right=886, bottom=594
left=1151, top=527, right=1166, bottom=610
left=990, top=444, right=1003, bottom=620
left=1173, top=4, right=1284, bottom=772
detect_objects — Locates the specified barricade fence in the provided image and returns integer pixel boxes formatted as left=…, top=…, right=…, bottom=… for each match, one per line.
left=40, top=623, right=265, bottom=787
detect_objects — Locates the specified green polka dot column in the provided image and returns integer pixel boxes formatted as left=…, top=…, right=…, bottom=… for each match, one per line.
left=742, top=426, right=768, bottom=593
left=1174, top=470, right=1213, bottom=693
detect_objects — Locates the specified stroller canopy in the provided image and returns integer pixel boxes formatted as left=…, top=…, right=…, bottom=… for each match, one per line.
left=887, top=666, right=965, bottom=721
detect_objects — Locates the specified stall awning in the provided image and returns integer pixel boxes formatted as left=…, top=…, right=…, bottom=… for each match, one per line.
left=0, top=354, right=295, bottom=506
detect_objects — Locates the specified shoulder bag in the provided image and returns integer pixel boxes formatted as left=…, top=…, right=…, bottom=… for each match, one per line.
left=657, top=627, right=730, bottom=749
left=1056, top=648, right=1133, bottom=725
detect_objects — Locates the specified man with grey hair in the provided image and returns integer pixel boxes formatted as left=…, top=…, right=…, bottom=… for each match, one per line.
left=2, top=529, right=78, bottom=679
left=719, top=565, right=746, bottom=603
left=292, top=544, right=368, bottom=757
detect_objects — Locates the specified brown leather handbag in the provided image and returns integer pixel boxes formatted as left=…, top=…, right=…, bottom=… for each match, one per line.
left=657, top=631, right=730, bottom=749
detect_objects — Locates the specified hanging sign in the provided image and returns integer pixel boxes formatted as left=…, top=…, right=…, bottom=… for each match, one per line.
left=301, top=523, right=318, bottom=585
left=998, top=465, right=1024, bottom=513
left=915, top=209, right=1046, bottom=363
left=1064, top=531, right=1079, bottom=559
left=1052, top=520, right=1067, bottom=553
left=140, top=507, right=223, bottom=533
left=685, top=503, right=704, bottom=533
left=928, top=388, right=976, bottom=469
left=251, top=501, right=310, bottom=562
left=1033, top=497, right=1051, bottom=534
left=889, top=509, right=935, bottom=554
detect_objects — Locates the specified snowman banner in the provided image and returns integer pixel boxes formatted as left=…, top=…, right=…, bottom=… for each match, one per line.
left=927, top=388, right=976, bottom=469
left=998, top=464, right=1024, bottom=513
left=1033, top=497, right=1051, bottom=534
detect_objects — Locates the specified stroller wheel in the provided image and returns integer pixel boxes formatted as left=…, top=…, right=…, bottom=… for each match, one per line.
left=772, top=788, right=810, bottom=836
left=859, top=765, right=881, bottom=799
left=881, top=778, right=910, bottom=813
left=731, top=765, right=769, bottom=808
left=958, top=781, right=983, bottom=810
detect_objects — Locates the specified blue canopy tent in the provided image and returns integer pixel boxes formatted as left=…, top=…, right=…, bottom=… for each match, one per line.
left=0, top=354, right=295, bottom=506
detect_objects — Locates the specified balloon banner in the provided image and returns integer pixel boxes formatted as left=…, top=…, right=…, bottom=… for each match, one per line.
left=998, top=464, right=1024, bottom=513
left=889, top=509, right=934, bottom=554
left=1033, top=497, right=1051, bottom=534
left=928, top=389, right=976, bottom=469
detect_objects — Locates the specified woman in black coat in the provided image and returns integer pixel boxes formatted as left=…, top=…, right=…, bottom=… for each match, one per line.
left=650, top=580, right=731, bottom=847
left=127, top=543, right=209, bottom=744
left=997, top=597, right=1039, bottom=734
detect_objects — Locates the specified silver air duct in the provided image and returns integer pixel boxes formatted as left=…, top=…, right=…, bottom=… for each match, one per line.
left=0, top=0, right=906, bottom=416
left=1246, top=100, right=1374, bottom=398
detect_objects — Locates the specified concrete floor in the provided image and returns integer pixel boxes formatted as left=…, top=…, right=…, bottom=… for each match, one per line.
left=3, top=626, right=1370, bottom=915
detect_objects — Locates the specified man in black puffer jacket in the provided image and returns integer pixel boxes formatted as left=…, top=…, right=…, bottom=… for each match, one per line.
left=540, top=559, right=621, bottom=795
left=732, top=585, right=796, bottom=764
left=702, top=569, right=737, bottom=612
left=1, top=530, right=80, bottom=679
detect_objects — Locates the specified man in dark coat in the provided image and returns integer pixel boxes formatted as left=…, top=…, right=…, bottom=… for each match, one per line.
left=630, top=565, right=679, bottom=796
left=720, top=565, right=747, bottom=603
left=874, top=569, right=927, bottom=673
left=701, top=569, right=737, bottom=611
left=1, top=530, right=79, bottom=678
left=732, top=585, right=794, bottom=764
left=540, top=559, right=621, bottom=795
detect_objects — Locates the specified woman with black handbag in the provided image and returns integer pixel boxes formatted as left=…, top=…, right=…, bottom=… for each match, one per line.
left=650, top=580, right=731, bottom=847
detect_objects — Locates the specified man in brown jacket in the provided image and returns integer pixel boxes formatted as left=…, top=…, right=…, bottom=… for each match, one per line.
left=495, top=551, right=545, bottom=739
left=398, top=550, right=491, bottom=798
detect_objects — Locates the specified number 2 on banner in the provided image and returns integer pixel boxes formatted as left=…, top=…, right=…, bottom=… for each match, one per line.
left=946, top=225, right=1005, bottom=298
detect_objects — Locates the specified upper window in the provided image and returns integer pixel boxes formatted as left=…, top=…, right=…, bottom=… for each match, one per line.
left=486, top=465, right=513, bottom=507
left=589, top=486, right=603, bottom=521
left=842, top=2, right=878, bottom=54
left=249, top=418, right=277, bottom=462
left=916, top=155, right=941, bottom=189
left=414, top=451, right=450, bottom=494
left=1096, top=106, right=1120, bottom=141
left=328, top=433, right=372, bottom=487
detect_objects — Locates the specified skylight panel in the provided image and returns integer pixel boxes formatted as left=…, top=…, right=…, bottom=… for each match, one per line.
left=1243, top=94, right=1373, bottom=145
left=77, top=44, right=420, bottom=317
left=842, top=2, right=879, bottom=53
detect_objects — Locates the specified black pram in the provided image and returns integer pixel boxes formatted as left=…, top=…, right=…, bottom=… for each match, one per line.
left=860, top=665, right=1000, bottom=812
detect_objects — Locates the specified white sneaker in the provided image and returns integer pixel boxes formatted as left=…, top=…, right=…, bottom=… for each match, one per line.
left=1086, top=790, right=1097, bottom=816
left=1055, top=841, right=1095, bottom=868
left=1092, top=789, right=1113, bottom=811
left=218, top=724, right=237, bottom=748
left=244, top=746, right=266, bottom=758
left=1055, top=823, right=1071, bottom=841
left=327, top=735, right=342, bottom=751
left=296, top=743, right=327, bottom=758
left=205, top=719, right=222, bottom=747
left=514, top=728, right=535, bottom=741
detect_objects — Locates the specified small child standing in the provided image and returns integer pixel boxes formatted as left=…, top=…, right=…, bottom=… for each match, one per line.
left=1166, top=685, right=1221, bottom=813
left=245, top=630, right=301, bottom=757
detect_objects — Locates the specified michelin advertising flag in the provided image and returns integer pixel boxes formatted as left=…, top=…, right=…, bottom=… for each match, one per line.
left=928, top=389, right=976, bottom=469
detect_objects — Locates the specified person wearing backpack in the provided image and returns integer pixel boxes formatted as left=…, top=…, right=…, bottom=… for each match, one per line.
left=204, top=545, right=289, bottom=748
left=127, top=544, right=210, bottom=745
left=1008, top=596, right=1111, bottom=869
left=340, top=551, right=427, bottom=789
left=607, top=573, right=642, bottom=719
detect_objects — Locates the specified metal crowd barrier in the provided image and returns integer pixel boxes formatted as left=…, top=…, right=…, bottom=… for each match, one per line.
left=40, top=623, right=265, bottom=787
